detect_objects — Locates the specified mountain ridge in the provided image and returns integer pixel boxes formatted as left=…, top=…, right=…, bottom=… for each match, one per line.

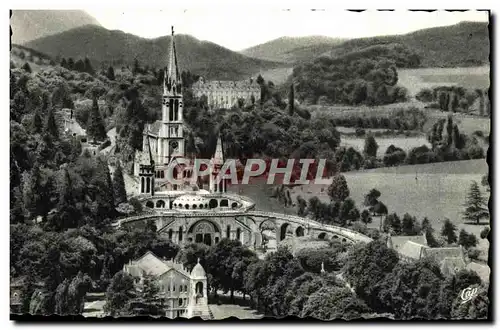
left=24, top=24, right=283, bottom=81
left=11, top=10, right=101, bottom=45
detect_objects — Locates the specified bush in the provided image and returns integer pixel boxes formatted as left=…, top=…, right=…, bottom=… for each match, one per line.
left=128, top=197, right=143, bottom=214
left=415, top=88, right=434, bottom=102
left=355, top=128, right=366, bottom=137
left=467, top=248, right=481, bottom=261
left=480, top=227, right=490, bottom=239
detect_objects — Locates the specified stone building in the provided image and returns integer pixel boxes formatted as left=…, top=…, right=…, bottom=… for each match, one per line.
left=123, top=251, right=211, bottom=319
left=191, top=77, right=260, bottom=109
left=386, top=233, right=469, bottom=276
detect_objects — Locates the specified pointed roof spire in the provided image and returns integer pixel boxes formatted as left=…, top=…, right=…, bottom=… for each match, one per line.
left=165, top=25, right=181, bottom=94
left=212, top=132, right=224, bottom=166
left=140, top=136, right=154, bottom=166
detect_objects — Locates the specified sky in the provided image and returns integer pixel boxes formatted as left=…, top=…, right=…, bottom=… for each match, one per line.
left=85, top=9, right=489, bottom=51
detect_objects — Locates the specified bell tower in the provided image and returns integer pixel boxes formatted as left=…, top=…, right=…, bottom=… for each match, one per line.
left=159, top=26, right=184, bottom=165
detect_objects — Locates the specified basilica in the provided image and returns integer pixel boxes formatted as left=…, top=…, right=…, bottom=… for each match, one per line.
left=132, top=27, right=258, bottom=248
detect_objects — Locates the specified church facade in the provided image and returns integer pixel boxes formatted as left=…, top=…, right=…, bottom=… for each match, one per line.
left=132, top=27, right=259, bottom=248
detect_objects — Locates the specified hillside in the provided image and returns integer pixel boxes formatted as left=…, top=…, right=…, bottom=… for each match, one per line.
left=10, top=10, right=101, bottom=45
left=322, top=21, right=489, bottom=68
left=241, top=36, right=344, bottom=63
left=25, top=25, right=283, bottom=80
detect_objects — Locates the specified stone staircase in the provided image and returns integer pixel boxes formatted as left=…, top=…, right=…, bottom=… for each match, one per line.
left=187, top=297, right=213, bottom=320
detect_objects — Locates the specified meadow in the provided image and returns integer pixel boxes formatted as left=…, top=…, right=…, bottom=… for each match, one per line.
left=289, top=159, right=490, bottom=260
left=397, top=66, right=490, bottom=97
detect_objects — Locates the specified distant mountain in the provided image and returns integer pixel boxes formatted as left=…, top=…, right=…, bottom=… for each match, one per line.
left=322, top=21, right=490, bottom=68
left=10, top=10, right=101, bottom=45
left=25, top=25, right=282, bottom=80
left=241, top=36, right=345, bottom=63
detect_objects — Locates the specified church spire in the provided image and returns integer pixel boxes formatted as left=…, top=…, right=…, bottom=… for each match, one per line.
left=212, top=133, right=224, bottom=166
left=164, top=26, right=181, bottom=95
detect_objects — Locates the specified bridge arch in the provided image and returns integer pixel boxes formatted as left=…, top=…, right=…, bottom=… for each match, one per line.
left=295, top=226, right=305, bottom=237
left=279, top=223, right=291, bottom=241
left=156, top=200, right=166, bottom=208
left=146, top=201, right=154, bottom=209
left=318, top=232, right=329, bottom=240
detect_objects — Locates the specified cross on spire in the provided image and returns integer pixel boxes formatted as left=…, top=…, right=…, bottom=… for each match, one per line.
left=171, top=26, right=174, bottom=36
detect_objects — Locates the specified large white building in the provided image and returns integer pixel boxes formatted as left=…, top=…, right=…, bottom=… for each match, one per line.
left=123, top=251, right=211, bottom=319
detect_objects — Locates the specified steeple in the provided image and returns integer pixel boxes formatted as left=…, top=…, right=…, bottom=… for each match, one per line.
left=212, top=133, right=224, bottom=166
left=164, top=26, right=181, bottom=95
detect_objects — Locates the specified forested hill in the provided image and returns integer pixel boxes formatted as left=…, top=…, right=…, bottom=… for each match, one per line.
left=25, top=25, right=283, bottom=81
left=241, top=36, right=345, bottom=63
left=292, top=43, right=416, bottom=105
left=322, top=21, right=489, bottom=68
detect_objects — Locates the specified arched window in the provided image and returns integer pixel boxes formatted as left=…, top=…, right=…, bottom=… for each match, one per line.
left=226, top=225, right=231, bottom=238
left=146, top=177, right=151, bottom=193
left=236, top=228, right=241, bottom=240
left=160, top=171, right=165, bottom=179
left=185, top=204, right=190, bottom=209
left=141, top=177, right=145, bottom=193
left=156, top=200, right=165, bottom=208
left=199, top=204, right=204, bottom=209
left=179, top=226, right=183, bottom=241
left=169, top=99, right=174, bottom=120
left=174, top=100, right=179, bottom=121
left=209, top=199, right=218, bottom=209
left=168, top=229, right=173, bottom=240
left=231, top=202, right=238, bottom=209
left=220, top=199, right=229, bottom=207
left=193, top=204, right=197, bottom=209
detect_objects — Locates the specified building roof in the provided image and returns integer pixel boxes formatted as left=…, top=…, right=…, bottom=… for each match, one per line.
left=466, top=262, right=491, bottom=284
left=190, top=259, right=206, bottom=278
left=440, top=257, right=467, bottom=277
left=398, top=241, right=427, bottom=260
left=422, top=247, right=464, bottom=264
left=389, top=234, right=427, bottom=251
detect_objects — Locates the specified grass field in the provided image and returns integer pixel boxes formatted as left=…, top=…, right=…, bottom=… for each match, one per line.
left=398, top=66, right=490, bottom=97
left=289, top=159, right=490, bottom=260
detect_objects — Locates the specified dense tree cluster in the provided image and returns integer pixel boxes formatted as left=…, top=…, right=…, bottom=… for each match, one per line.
left=292, top=44, right=416, bottom=105
left=417, top=86, right=490, bottom=117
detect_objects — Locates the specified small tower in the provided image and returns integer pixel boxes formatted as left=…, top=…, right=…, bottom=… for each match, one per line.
left=209, top=133, right=226, bottom=193
left=187, top=259, right=210, bottom=319
left=138, top=136, right=155, bottom=196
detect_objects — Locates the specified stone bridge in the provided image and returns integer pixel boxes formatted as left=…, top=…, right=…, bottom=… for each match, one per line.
left=112, top=208, right=372, bottom=248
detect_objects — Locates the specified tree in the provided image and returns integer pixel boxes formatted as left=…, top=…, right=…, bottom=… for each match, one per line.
left=458, top=229, right=478, bottom=249
left=288, top=83, right=295, bottom=116
left=83, top=57, right=94, bottom=75
left=446, top=115, right=454, bottom=146
left=60, top=58, right=67, bottom=68
left=112, top=162, right=127, bottom=205
left=462, top=181, right=489, bottom=225
left=377, top=259, right=443, bottom=319
left=87, top=96, right=107, bottom=143
left=441, top=219, right=458, bottom=244
left=361, top=209, right=372, bottom=224
left=104, top=271, right=137, bottom=316
left=296, top=195, right=307, bottom=217
left=451, top=93, right=459, bottom=113
left=22, top=62, right=32, bottom=73
left=45, top=107, right=59, bottom=140
left=301, top=286, right=370, bottom=320
left=401, top=213, right=420, bottom=235
left=363, top=134, right=378, bottom=157
left=47, top=168, right=81, bottom=230
left=339, top=198, right=359, bottom=225
left=327, top=174, right=350, bottom=202
left=32, top=107, right=44, bottom=134
left=343, top=241, right=399, bottom=309
left=363, top=188, right=381, bottom=207
left=106, top=66, right=116, bottom=81
left=480, top=227, right=490, bottom=239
